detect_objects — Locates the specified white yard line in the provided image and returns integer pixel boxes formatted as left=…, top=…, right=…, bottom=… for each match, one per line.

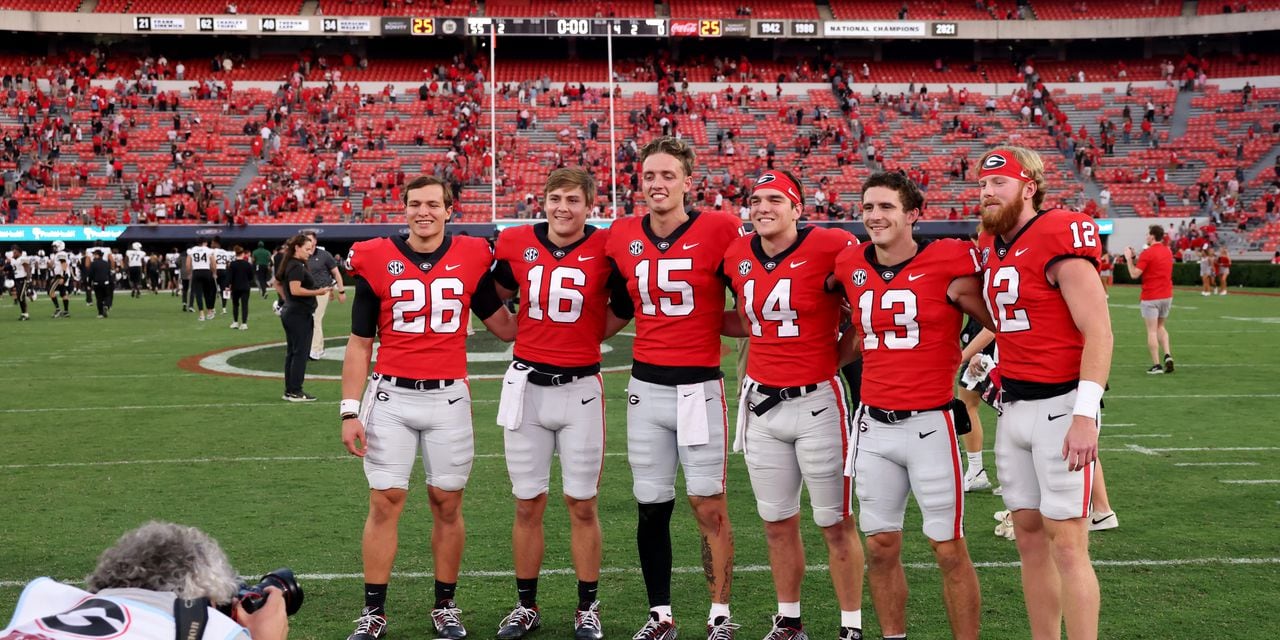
left=1220, top=479, right=1280, bottom=484
left=4, top=557, right=1277, bottom=589
left=1173, top=462, right=1260, bottom=467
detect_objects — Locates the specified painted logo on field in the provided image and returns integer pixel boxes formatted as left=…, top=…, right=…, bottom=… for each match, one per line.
left=191, top=331, right=638, bottom=381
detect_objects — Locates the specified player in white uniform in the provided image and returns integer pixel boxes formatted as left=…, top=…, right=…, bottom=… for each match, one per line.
left=6, top=246, right=30, bottom=320
left=126, top=242, right=147, bottom=298
left=49, top=242, right=72, bottom=317
left=34, top=250, right=49, bottom=291
left=187, top=239, right=218, bottom=320
left=165, top=248, right=181, bottom=293
left=213, top=239, right=233, bottom=314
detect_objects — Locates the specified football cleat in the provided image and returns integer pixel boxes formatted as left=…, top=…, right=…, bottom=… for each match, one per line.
left=837, top=627, right=862, bottom=640
left=347, top=607, right=388, bottom=640
left=496, top=604, right=541, bottom=640
left=574, top=601, right=604, bottom=640
left=1088, top=510, right=1119, bottom=531
left=230, top=322, right=240, bottom=329
left=964, top=468, right=992, bottom=493
left=760, top=616, right=804, bottom=640
left=240, top=324, right=249, bottom=331
left=432, top=600, right=468, bottom=640
left=632, top=613, right=676, bottom=640
left=706, top=615, right=737, bottom=640
left=283, top=392, right=317, bottom=402
left=1163, top=354, right=1175, bottom=374
left=1146, top=365, right=1164, bottom=375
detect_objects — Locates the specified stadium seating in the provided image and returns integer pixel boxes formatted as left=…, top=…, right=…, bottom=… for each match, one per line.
left=1027, top=0, right=1180, bottom=20
left=828, top=0, right=996, bottom=20
left=0, top=0, right=82, bottom=11
left=485, top=0, right=654, bottom=17
left=667, top=0, right=819, bottom=19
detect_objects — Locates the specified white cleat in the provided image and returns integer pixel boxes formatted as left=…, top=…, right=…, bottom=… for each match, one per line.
left=1088, top=510, right=1119, bottom=531
left=964, top=468, right=993, bottom=492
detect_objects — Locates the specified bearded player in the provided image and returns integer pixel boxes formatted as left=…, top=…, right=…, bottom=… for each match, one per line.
left=489, top=167, right=631, bottom=640
left=976, top=147, right=1111, bottom=640
left=604, top=137, right=741, bottom=640
left=836, top=172, right=988, bottom=639
left=340, top=175, right=517, bottom=640
left=723, top=170, right=865, bottom=640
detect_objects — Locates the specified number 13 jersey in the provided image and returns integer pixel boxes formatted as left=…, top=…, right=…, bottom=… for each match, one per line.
left=347, top=234, right=495, bottom=380
left=977, top=210, right=1101, bottom=385
left=836, top=238, right=979, bottom=410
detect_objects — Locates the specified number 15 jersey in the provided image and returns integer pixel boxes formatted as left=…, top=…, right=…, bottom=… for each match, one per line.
left=606, top=211, right=743, bottom=371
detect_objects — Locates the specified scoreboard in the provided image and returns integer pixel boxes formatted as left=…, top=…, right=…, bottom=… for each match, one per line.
left=420, top=17, right=668, bottom=37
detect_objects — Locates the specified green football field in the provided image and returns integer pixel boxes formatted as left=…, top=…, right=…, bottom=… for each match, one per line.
left=2, top=285, right=1278, bottom=639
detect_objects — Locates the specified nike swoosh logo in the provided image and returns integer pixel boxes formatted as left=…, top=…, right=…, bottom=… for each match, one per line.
left=682, top=243, right=700, bottom=250
left=682, top=392, right=695, bottom=398
left=790, top=260, right=808, bottom=268
left=577, top=255, right=595, bottom=262
left=1015, top=248, right=1030, bottom=257
left=811, top=408, right=827, bottom=416
left=919, top=430, right=937, bottom=439
left=581, top=397, right=596, bottom=405
left=445, top=264, right=461, bottom=271
left=448, top=397, right=464, bottom=405
left=907, top=273, right=925, bottom=281
left=1091, top=514, right=1115, bottom=525
left=1048, top=413, right=1068, bottom=421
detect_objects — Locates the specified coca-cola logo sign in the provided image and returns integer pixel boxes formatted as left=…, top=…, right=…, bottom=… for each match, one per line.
left=669, top=19, right=698, bottom=36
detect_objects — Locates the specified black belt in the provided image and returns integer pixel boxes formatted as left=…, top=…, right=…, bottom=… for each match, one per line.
left=385, top=376, right=459, bottom=391
left=864, top=402, right=952, bottom=424
left=527, top=370, right=591, bottom=387
left=750, top=383, right=820, bottom=417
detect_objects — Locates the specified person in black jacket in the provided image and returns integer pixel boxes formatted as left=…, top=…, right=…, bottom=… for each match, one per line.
left=276, top=234, right=330, bottom=402
left=87, top=250, right=113, bottom=318
left=228, top=245, right=256, bottom=331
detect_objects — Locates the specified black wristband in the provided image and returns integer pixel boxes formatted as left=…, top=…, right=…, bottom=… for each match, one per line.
left=341, top=412, right=359, bottom=421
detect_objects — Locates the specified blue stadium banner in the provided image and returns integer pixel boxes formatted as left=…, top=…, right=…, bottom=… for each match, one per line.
left=1095, top=218, right=1114, bottom=235
left=0, top=225, right=127, bottom=242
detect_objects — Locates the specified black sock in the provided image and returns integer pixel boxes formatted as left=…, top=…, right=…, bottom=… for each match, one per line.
left=779, top=617, right=802, bottom=629
left=62, top=299, right=68, bottom=312
left=577, top=580, right=598, bottom=609
left=516, top=577, right=538, bottom=608
left=363, top=583, right=387, bottom=614
left=434, top=580, right=457, bottom=608
left=636, top=500, right=675, bottom=608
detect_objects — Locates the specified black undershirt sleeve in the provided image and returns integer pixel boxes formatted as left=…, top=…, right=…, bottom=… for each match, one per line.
left=491, top=258, right=518, bottom=291
left=350, top=276, right=379, bottom=338
left=606, top=261, right=635, bottom=320
left=471, top=271, right=504, bottom=320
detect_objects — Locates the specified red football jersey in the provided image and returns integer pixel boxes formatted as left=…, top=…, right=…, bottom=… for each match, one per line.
left=606, top=211, right=743, bottom=368
left=837, top=238, right=980, bottom=410
left=978, top=209, right=1102, bottom=384
left=347, top=235, right=494, bottom=379
left=724, top=226, right=851, bottom=387
left=494, top=223, right=614, bottom=367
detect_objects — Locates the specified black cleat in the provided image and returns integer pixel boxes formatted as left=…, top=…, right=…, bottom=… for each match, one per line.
left=574, top=601, right=604, bottom=640
left=632, top=613, right=676, bottom=640
left=837, top=627, right=862, bottom=640
left=1146, top=365, right=1164, bottom=375
left=760, top=617, right=804, bottom=640
left=346, top=607, right=388, bottom=640
left=706, top=616, right=737, bottom=640
left=1163, top=353, right=1174, bottom=373
left=496, top=604, right=540, bottom=640
left=432, top=600, right=468, bottom=640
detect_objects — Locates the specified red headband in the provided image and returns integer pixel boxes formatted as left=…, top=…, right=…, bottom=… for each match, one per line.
left=978, top=150, right=1032, bottom=182
left=753, top=171, right=802, bottom=206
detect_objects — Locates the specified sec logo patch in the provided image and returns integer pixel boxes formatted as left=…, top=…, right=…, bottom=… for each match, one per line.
left=628, top=240, right=644, bottom=256
left=851, top=269, right=868, bottom=287
left=387, top=260, right=405, bottom=276
left=738, top=259, right=752, bottom=276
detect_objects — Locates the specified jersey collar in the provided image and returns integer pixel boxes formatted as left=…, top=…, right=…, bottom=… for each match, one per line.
left=865, top=238, right=930, bottom=283
left=534, top=222, right=596, bottom=260
left=751, top=226, right=812, bottom=272
left=993, top=210, right=1048, bottom=258
left=642, top=210, right=700, bottom=253
left=393, top=234, right=454, bottom=272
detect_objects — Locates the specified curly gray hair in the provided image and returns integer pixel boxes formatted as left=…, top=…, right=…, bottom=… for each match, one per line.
left=85, top=521, right=240, bottom=604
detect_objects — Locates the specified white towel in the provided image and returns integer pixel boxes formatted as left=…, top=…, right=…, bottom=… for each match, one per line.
left=675, top=382, right=710, bottom=447
left=844, top=404, right=865, bottom=478
left=732, top=378, right=753, bottom=453
left=497, top=364, right=531, bottom=430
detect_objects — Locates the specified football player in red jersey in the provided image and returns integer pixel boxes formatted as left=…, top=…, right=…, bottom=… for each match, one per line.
left=976, top=147, right=1112, bottom=640
left=604, top=137, right=742, bottom=640
left=723, top=171, right=865, bottom=640
left=490, top=168, right=631, bottom=640
left=339, top=175, right=517, bottom=640
left=836, top=172, right=988, bottom=640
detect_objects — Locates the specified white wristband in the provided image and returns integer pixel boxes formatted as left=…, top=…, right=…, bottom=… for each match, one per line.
left=340, top=399, right=360, bottom=416
left=1072, top=381, right=1104, bottom=419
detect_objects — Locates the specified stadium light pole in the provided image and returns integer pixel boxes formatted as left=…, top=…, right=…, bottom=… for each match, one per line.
left=607, top=22, right=618, bottom=218
left=489, top=25, right=498, bottom=223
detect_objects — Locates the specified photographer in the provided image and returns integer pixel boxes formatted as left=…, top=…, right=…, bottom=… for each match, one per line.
left=2, top=521, right=288, bottom=640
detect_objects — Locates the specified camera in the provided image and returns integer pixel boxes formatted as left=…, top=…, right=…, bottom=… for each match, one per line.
left=235, top=568, right=304, bottom=616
